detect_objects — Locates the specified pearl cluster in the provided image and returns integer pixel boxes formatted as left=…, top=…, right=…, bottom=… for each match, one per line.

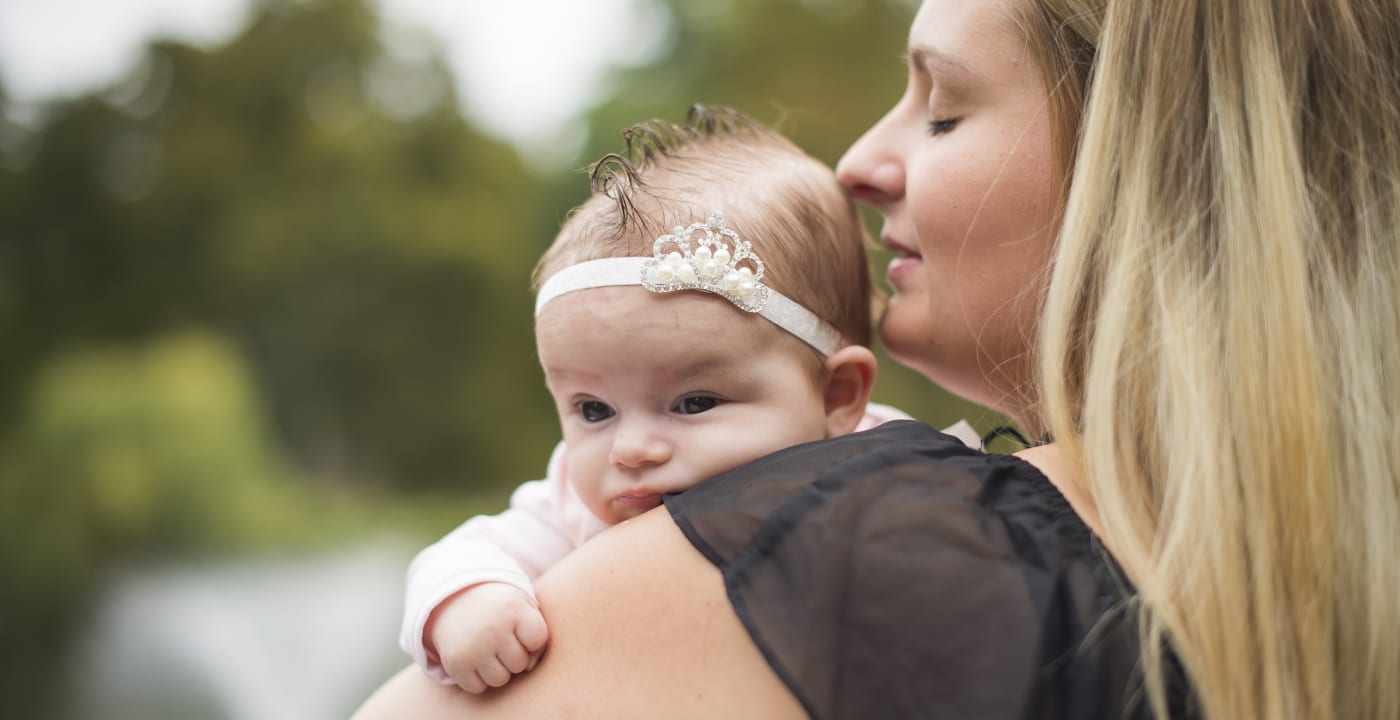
left=640, top=212, right=769, bottom=312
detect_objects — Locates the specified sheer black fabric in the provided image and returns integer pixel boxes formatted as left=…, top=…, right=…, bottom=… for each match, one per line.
left=664, top=420, right=1185, bottom=720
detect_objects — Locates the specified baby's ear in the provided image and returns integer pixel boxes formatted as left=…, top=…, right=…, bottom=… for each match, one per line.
left=821, top=345, right=878, bottom=438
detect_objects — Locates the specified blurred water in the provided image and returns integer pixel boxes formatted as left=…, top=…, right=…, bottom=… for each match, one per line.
left=64, top=539, right=414, bottom=720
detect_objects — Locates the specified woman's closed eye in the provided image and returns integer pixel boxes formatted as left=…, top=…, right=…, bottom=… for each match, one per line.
left=927, top=118, right=960, bottom=136
left=674, top=395, right=723, bottom=415
left=576, top=400, right=616, bottom=423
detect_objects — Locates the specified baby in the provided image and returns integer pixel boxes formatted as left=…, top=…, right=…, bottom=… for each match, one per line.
left=397, top=106, right=978, bottom=693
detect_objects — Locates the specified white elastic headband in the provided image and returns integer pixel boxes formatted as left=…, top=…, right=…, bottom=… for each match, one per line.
left=534, top=212, right=843, bottom=356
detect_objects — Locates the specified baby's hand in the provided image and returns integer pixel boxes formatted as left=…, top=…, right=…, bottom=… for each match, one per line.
left=427, top=582, right=549, bottom=694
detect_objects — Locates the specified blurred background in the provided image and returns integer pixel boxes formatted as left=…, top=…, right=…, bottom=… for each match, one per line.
left=0, top=0, right=1005, bottom=716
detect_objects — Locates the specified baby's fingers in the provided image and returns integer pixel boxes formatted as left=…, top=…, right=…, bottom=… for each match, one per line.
left=515, top=604, right=550, bottom=653
left=455, top=671, right=488, bottom=695
left=496, top=636, right=532, bottom=674
left=475, top=655, right=512, bottom=689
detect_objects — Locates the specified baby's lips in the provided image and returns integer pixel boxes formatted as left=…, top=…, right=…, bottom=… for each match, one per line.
left=613, top=491, right=665, bottom=509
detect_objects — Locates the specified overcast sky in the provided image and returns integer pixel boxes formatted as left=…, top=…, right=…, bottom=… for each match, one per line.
left=0, top=0, right=668, bottom=154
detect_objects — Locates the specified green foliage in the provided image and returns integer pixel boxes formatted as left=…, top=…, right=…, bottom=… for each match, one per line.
left=4, top=330, right=297, bottom=560
left=0, top=330, right=316, bottom=714
left=591, top=0, right=917, bottom=165
left=2, top=0, right=562, bottom=494
left=0, top=1, right=557, bottom=710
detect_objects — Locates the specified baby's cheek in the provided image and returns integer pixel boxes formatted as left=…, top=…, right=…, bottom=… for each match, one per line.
left=575, top=484, right=612, bottom=523
left=564, top=449, right=611, bottom=522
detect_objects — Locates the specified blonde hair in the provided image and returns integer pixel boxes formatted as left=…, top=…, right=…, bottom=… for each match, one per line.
left=1029, top=0, right=1400, bottom=718
left=535, top=106, right=873, bottom=357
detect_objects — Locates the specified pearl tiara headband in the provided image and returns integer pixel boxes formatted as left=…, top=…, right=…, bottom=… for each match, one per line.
left=534, top=211, right=843, bottom=356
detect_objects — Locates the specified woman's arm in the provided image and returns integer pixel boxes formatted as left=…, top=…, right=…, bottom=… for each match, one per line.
left=353, top=507, right=806, bottom=719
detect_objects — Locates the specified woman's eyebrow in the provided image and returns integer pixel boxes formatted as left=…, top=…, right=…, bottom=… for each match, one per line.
left=908, top=44, right=973, bottom=81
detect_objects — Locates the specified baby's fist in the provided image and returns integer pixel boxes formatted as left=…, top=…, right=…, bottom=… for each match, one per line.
left=427, top=583, right=549, bottom=694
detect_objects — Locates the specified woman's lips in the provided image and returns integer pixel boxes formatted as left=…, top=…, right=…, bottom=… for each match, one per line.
left=887, top=256, right=924, bottom=284
left=883, top=236, right=923, bottom=285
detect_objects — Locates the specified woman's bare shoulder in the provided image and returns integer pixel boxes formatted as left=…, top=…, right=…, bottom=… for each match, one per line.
left=352, top=507, right=805, bottom=720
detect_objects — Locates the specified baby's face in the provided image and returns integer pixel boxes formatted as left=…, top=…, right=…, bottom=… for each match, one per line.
left=536, top=286, right=830, bottom=524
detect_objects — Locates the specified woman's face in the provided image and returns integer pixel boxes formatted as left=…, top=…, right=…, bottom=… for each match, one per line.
left=837, top=0, right=1058, bottom=421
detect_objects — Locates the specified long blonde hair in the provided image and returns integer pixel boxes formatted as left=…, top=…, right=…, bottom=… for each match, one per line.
left=1033, top=0, right=1400, bottom=717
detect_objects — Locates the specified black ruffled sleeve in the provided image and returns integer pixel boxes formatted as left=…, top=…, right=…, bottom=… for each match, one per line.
left=663, top=420, right=1151, bottom=720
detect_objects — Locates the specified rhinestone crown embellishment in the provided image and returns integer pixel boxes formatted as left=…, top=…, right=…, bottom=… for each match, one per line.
left=640, top=211, right=768, bottom=313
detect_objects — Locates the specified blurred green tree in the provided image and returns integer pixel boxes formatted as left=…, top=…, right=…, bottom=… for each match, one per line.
left=1, top=0, right=562, bottom=498
left=0, top=330, right=314, bottom=716
left=1, top=0, right=558, bottom=712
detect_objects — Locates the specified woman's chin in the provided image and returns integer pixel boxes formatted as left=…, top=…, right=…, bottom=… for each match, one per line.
left=878, top=304, right=1006, bottom=413
left=877, top=295, right=933, bottom=362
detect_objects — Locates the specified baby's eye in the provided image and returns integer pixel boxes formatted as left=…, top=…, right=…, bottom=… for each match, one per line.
left=674, top=395, right=722, bottom=415
left=576, top=400, right=616, bottom=423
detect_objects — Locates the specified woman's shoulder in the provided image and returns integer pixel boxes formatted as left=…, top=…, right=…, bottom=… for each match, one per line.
left=667, top=420, right=1094, bottom=569
left=664, top=420, right=1146, bottom=719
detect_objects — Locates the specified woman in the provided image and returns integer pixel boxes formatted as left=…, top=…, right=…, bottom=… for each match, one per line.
left=357, top=0, right=1400, bottom=717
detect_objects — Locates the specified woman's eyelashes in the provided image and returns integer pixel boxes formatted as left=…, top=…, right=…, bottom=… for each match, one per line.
left=928, top=118, right=960, bottom=136
left=674, top=395, right=722, bottom=415
left=576, top=400, right=616, bottom=423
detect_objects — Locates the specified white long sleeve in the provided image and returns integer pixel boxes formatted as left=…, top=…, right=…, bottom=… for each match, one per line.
left=398, top=441, right=607, bottom=683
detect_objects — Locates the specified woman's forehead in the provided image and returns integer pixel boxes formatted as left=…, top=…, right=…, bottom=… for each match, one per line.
left=909, top=0, right=1025, bottom=78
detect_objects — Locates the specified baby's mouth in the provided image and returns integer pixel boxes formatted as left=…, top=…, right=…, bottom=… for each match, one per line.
left=613, top=492, right=664, bottom=510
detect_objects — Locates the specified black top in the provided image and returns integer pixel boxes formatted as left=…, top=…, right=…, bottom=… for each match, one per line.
left=664, top=420, right=1189, bottom=720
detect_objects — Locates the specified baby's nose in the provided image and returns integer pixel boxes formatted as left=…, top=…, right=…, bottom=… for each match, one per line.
left=609, top=424, right=672, bottom=469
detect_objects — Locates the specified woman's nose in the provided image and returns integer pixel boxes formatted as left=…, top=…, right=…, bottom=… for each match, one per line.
left=609, top=424, right=672, bottom=469
left=836, top=112, right=905, bottom=206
